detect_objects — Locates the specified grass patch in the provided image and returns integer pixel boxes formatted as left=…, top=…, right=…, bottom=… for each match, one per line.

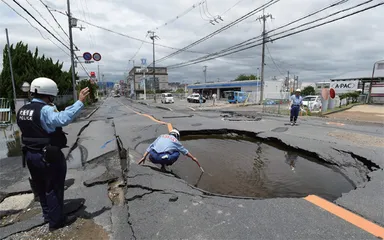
left=322, top=103, right=361, bottom=115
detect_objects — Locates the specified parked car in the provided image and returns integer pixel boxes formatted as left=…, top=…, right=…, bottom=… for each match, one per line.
left=161, top=93, right=174, bottom=104
left=187, top=93, right=206, bottom=103
left=224, top=91, right=248, bottom=104
left=302, top=95, right=321, bottom=110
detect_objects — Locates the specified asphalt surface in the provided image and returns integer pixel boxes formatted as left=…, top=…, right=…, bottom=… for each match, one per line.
left=0, top=97, right=383, bottom=239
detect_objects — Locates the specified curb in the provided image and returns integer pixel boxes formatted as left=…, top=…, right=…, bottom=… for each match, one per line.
left=156, top=106, right=173, bottom=111
left=322, top=103, right=364, bottom=116
left=84, top=106, right=99, bottom=119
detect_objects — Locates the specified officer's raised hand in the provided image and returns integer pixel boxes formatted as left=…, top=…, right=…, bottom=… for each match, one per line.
left=79, top=87, right=90, bottom=103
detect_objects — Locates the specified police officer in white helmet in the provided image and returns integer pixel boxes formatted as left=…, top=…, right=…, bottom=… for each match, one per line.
left=289, top=89, right=303, bottom=126
left=16, top=77, right=89, bottom=231
left=138, top=129, right=203, bottom=172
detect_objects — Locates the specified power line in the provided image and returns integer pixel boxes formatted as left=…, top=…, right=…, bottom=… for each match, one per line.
left=155, top=0, right=281, bottom=64
left=221, top=0, right=247, bottom=16
left=167, top=2, right=383, bottom=69
left=25, top=0, right=69, bottom=45
left=152, top=0, right=204, bottom=31
left=9, top=0, right=70, bottom=50
left=266, top=44, right=285, bottom=76
left=167, top=0, right=377, bottom=68
left=50, top=8, right=208, bottom=55
left=3, top=0, right=89, bottom=78
left=1, top=0, right=70, bottom=57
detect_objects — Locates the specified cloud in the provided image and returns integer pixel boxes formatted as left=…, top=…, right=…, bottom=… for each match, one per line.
left=0, top=0, right=383, bottom=85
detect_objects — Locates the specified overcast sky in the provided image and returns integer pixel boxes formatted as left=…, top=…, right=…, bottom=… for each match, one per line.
left=0, top=0, right=383, bottom=84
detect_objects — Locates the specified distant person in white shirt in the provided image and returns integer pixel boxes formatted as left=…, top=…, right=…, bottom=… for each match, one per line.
left=289, top=89, right=303, bottom=126
left=212, top=93, right=217, bottom=106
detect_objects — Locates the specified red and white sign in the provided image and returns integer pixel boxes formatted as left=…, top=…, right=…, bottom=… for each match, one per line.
left=90, top=72, right=96, bottom=78
left=93, top=52, right=102, bottom=61
left=329, top=88, right=336, bottom=99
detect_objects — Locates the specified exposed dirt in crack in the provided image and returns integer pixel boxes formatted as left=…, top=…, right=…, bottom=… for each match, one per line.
left=3, top=218, right=109, bottom=240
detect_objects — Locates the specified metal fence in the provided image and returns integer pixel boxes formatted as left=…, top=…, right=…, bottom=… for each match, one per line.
left=0, top=98, right=12, bottom=126
left=262, top=99, right=291, bottom=115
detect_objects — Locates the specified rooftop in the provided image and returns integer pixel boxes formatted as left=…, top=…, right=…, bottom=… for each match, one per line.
left=331, top=70, right=384, bottom=81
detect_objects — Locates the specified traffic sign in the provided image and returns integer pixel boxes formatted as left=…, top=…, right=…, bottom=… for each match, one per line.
left=141, top=58, right=147, bottom=65
left=83, top=52, right=92, bottom=61
left=93, top=52, right=102, bottom=61
left=90, top=72, right=96, bottom=77
left=85, top=60, right=94, bottom=64
left=329, top=88, right=336, bottom=99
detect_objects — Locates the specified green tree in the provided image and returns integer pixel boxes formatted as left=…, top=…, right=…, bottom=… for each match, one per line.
left=76, top=79, right=98, bottom=105
left=301, top=86, right=316, bottom=96
left=234, top=74, right=257, bottom=81
left=0, top=41, right=77, bottom=108
left=175, top=88, right=186, bottom=93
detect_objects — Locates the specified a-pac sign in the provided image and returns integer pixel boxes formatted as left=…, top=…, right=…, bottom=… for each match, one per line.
left=330, top=80, right=358, bottom=94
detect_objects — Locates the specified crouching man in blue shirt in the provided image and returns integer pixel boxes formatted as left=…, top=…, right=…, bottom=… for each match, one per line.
left=138, top=129, right=202, bottom=172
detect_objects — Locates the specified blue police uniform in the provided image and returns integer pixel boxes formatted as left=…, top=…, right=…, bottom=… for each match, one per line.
left=290, top=94, right=303, bottom=123
left=146, top=134, right=189, bottom=165
left=17, top=98, right=83, bottom=229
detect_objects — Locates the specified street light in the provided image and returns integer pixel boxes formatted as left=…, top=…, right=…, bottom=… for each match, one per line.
left=21, top=82, right=30, bottom=93
left=367, top=59, right=384, bottom=103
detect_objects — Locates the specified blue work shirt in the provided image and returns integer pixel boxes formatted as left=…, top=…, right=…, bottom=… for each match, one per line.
left=290, top=95, right=303, bottom=106
left=32, top=98, right=84, bottom=133
left=146, top=134, right=189, bottom=155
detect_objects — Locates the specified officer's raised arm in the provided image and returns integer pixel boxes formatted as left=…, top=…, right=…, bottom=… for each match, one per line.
left=43, top=87, right=90, bottom=129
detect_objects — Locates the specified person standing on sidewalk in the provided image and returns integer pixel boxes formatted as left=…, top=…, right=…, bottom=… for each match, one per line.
left=289, top=89, right=303, bottom=126
left=212, top=93, right=217, bottom=106
left=17, top=77, right=90, bottom=231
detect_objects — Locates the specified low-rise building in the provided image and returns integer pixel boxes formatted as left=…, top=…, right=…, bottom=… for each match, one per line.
left=127, top=67, right=169, bottom=98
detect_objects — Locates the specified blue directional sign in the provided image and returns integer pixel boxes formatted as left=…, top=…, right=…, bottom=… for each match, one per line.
left=141, top=58, right=147, bottom=66
left=83, top=52, right=92, bottom=61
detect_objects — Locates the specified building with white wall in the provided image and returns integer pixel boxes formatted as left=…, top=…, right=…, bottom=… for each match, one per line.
left=187, top=80, right=289, bottom=103
left=127, top=67, right=169, bottom=98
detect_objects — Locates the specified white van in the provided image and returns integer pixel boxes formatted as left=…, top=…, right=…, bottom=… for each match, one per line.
left=161, top=93, right=174, bottom=104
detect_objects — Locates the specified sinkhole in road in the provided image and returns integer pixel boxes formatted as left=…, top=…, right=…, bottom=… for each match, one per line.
left=172, top=133, right=355, bottom=201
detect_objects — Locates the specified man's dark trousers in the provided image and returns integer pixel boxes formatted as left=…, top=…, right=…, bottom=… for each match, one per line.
left=25, top=150, right=67, bottom=228
left=290, top=105, right=300, bottom=122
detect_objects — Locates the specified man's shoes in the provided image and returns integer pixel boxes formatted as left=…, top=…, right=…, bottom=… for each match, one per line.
left=290, top=122, right=294, bottom=126
left=49, top=215, right=77, bottom=232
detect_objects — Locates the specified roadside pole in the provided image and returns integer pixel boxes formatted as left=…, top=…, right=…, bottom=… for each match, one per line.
left=256, top=10, right=273, bottom=104
left=5, top=28, right=17, bottom=108
left=67, top=0, right=77, bottom=101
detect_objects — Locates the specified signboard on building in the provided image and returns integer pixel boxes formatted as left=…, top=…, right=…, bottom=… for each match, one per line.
left=330, top=80, right=358, bottom=94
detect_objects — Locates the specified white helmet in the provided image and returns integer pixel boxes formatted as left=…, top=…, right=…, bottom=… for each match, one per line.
left=169, top=129, right=180, bottom=140
left=295, top=89, right=301, bottom=92
left=30, top=77, right=58, bottom=97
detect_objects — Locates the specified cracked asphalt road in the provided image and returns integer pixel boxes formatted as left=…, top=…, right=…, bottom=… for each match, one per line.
left=1, top=97, right=383, bottom=240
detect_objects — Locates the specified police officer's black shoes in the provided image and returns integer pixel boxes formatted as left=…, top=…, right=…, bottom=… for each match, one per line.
left=49, top=215, right=77, bottom=232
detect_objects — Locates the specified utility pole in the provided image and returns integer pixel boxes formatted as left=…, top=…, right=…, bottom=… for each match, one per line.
left=148, top=31, right=159, bottom=102
left=256, top=10, right=273, bottom=103
left=203, top=66, right=207, bottom=83
left=67, top=0, right=77, bottom=101
left=5, top=28, right=17, bottom=108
